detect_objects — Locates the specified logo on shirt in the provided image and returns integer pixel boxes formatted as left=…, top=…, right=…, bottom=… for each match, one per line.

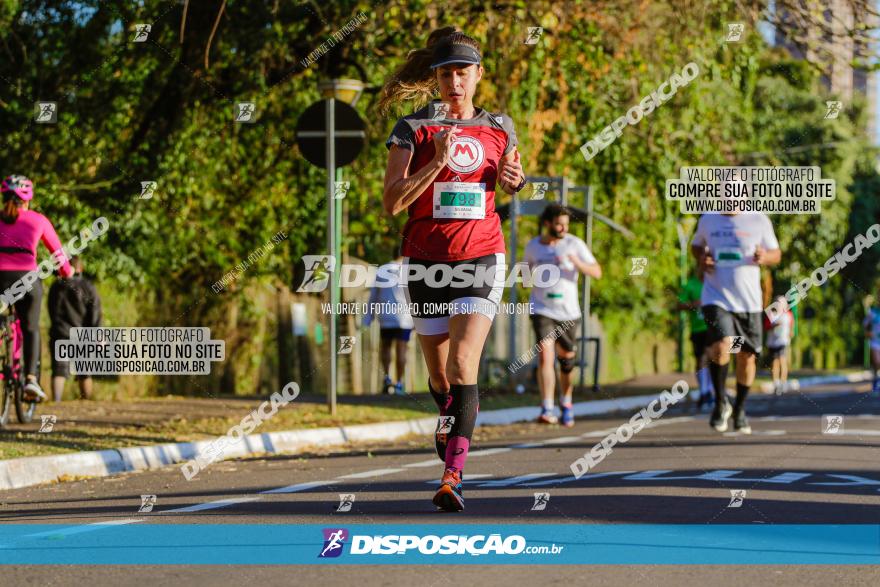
left=448, top=136, right=485, bottom=174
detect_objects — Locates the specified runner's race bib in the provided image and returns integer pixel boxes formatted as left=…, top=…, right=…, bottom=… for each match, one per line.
left=546, top=292, right=564, bottom=305
left=433, top=182, right=486, bottom=220
left=715, top=247, right=745, bottom=267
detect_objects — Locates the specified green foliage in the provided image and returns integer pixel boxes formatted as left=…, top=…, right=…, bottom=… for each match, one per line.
left=0, top=0, right=877, bottom=392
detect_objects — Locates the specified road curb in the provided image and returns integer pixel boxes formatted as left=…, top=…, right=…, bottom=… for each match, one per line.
left=0, top=373, right=867, bottom=490
left=0, top=417, right=440, bottom=491
left=757, top=370, right=873, bottom=394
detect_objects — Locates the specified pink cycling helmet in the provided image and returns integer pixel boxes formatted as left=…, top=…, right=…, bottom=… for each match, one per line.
left=1, top=175, right=34, bottom=201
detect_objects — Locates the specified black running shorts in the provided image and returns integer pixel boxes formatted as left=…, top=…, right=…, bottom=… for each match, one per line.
left=702, top=305, right=763, bottom=354
left=401, top=253, right=505, bottom=336
left=766, top=345, right=788, bottom=360
left=530, top=314, right=581, bottom=353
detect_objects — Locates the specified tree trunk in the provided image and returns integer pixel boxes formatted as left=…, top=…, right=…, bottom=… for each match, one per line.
left=277, top=287, right=294, bottom=388
left=220, top=300, right=238, bottom=395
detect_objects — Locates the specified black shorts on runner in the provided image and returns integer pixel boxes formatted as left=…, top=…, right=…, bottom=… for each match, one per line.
left=702, top=305, right=763, bottom=355
left=401, top=253, right=505, bottom=336
left=379, top=327, right=412, bottom=342
left=690, top=330, right=709, bottom=363
left=766, top=345, right=788, bottom=360
left=530, top=315, right=581, bottom=353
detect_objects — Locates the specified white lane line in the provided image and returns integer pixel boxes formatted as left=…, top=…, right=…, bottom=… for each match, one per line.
left=161, top=497, right=262, bottom=513
left=542, top=436, right=582, bottom=445
left=756, top=414, right=876, bottom=422
left=521, top=471, right=635, bottom=487
left=510, top=442, right=545, bottom=449
left=404, top=458, right=443, bottom=468
left=810, top=474, right=880, bottom=487
left=467, top=447, right=512, bottom=457
left=582, top=417, right=693, bottom=438
left=581, top=428, right=617, bottom=437
left=645, top=416, right=695, bottom=427
left=478, top=473, right=555, bottom=487
left=839, top=429, right=880, bottom=436
left=261, top=480, right=334, bottom=494
left=337, top=468, right=404, bottom=479
left=24, top=519, right=144, bottom=538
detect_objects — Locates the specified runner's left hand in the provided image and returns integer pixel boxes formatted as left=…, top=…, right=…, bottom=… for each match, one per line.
left=499, top=150, right=524, bottom=192
left=753, top=245, right=766, bottom=265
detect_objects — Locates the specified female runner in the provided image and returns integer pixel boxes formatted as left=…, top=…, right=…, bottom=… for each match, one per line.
left=379, top=27, right=525, bottom=511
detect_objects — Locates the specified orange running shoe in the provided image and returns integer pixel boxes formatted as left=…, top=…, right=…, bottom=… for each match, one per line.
left=432, top=468, right=464, bottom=512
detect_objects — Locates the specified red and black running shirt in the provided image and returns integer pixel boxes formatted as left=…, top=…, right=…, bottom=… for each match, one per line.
left=385, top=100, right=518, bottom=262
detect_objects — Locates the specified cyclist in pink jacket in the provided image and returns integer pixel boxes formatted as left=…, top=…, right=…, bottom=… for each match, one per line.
left=0, top=176, right=73, bottom=401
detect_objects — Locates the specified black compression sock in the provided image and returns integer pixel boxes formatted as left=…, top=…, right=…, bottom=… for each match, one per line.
left=709, top=362, right=729, bottom=407
left=428, top=379, right=448, bottom=411
left=734, top=383, right=750, bottom=414
left=430, top=380, right=452, bottom=460
left=447, top=384, right=479, bottom=441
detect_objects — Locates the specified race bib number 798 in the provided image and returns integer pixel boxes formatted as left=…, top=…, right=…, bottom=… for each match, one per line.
left=433, top=182, right=486, bottom=220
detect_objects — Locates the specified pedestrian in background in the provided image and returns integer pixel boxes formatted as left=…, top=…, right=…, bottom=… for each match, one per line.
left=363, top=256, right=413, bottom=395
left=49, top=256, right=102, bottom=401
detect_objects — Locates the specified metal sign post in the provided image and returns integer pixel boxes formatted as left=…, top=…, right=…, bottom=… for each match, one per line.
left=325, top=98, right=337, bottom=416
left=581, top=186, right=594, bottom=392
left=676, top=222, right=689, bottom=373
left=508, top=192, right=518, bottom=383
left=295, top=96, right=366, bottom=416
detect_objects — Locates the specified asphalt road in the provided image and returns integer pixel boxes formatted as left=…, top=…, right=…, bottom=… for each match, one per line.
left=2, top=382, right=879, bottom=585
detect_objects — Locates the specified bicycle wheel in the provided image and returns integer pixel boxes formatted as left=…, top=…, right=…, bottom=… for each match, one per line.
left=0, top=374, right=11, bottom=427
left=0, top=333, right=12, bottom=427
left=14, top=379, right=35, bottom=423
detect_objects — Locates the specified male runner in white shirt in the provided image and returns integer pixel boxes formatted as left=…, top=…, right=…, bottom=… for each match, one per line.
left=692, top=211, right=781, bottom=433
left=524, top=203, right=601, bottom=427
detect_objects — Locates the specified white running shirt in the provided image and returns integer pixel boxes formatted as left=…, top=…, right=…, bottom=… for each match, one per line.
left=692, top=213, right=779, bottom=313
left=864, top=307, right=880, bottom=349
left=524, top=234, right=597, bottom=321
left=766, top=310, right=793, bottom=348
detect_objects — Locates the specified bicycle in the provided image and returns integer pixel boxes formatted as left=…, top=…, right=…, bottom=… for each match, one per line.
left=0, top=303, right=36, bottom=427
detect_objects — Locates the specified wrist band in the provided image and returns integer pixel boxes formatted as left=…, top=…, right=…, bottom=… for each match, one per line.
left=513, top=177, right=527, bottom=192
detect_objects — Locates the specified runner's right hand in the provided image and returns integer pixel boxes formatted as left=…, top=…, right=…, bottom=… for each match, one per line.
left=700, top=249, right=715, bottom=274
left=432, top=125, right=461, bottom=167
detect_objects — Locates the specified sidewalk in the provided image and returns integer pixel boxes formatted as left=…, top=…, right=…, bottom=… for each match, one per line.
left=0, top=369, right=872, bottom=490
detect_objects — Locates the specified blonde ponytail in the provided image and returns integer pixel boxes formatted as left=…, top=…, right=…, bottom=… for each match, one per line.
left=377, top=27, right=481, bottom=116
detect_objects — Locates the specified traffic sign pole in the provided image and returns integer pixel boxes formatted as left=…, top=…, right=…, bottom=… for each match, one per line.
left=326, top=98, right=337, bottom=416
left=296, top=96, right=365, bottom=416
left=676, top=222, right=688, bottom=374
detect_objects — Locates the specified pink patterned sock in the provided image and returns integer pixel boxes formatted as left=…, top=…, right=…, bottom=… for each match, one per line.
left=445, top=436, right=470, bottom=472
